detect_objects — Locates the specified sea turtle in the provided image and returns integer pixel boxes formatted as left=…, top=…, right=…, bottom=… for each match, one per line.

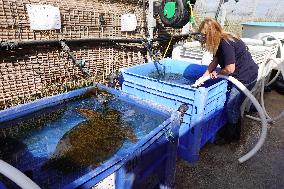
left=87, top=87, right=114, bottom=102
left=43, top=108, right=137, bottom=173
left=86, top=86, right=115, bottom=112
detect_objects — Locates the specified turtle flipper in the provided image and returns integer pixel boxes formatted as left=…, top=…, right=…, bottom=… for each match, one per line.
left=121, top=126, right=137, bottom=143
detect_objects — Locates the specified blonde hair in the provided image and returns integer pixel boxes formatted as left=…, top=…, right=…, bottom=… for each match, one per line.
left=198, top=18, right=238, bottom=55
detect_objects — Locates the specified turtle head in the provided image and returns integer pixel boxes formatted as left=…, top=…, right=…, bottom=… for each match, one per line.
left=76, top=108, right=102, bottom=119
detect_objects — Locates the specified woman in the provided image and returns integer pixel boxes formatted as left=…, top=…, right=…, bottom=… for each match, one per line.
left=196, top=18, right=258, bottom=144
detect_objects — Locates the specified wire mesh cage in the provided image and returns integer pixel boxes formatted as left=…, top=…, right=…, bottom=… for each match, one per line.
left=0, top=0, right=147, bottom=110
left=1, top=0, right=283, bottom=110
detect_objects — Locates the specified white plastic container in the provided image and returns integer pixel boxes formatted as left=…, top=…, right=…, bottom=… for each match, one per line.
left=242, top=22, right=284, bottom=59
left=241, top=22, right=284, bottom=39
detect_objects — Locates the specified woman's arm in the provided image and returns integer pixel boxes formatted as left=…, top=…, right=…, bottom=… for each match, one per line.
left=218, top=63, right=235, bottom=75
left=194, top=57, right=219, bottom=87
left=210, top=63, right=235, bottom=78
left=203, top=57, right=218, bottom=77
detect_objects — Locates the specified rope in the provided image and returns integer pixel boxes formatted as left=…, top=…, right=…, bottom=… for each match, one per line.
left=163, top=31, right=175, bottom=59
left=188, top=0, right=195, bottom=24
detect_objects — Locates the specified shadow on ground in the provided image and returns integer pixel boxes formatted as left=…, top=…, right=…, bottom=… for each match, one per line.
left=175, top=90, right=284, bottom=189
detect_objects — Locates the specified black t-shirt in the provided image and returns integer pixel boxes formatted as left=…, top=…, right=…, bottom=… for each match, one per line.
left=215, top=38, right=258, bottom=84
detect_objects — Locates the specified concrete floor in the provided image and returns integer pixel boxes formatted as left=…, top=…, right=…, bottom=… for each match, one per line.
left=175, top=90, right=284, bottom=189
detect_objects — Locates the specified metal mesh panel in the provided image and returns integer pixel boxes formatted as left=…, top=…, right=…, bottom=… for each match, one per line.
left=0, top=44, right=145, bottom=109
left=2, top=0, right=282, bottom=110
left=0, top=0, right=145, bottom=40
left=0, top=0, right=146, bottom=110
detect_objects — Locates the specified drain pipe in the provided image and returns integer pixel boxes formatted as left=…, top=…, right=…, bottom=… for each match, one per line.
left=192, top=75, right=268, bottom=163
left=0, top=160, right=41, bottom=189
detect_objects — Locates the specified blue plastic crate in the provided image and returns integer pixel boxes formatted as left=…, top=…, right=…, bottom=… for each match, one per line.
left=0, top=84, right=180, bottom=189
left=121, top=58, right=228, bottom=162
left=0, top=181, right=7, bottom=189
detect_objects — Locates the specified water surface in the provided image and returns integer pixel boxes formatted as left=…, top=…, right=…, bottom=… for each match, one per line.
left=0, top=89, right=167, bottom=189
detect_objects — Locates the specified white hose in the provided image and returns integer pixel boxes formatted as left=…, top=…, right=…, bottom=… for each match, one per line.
left=245, top=57, right=284, bottom=123
left=261, top=34, right=284, bottom=62
left=192, top=33, right=283, bottom=163
left=265, top=57, right=284, bottom=86
left=260, top=79, right=272, bottom=120
left=261, top=34, right=284, bottom=85
left=193, top=75, right=268, bottom=163
left=0, top=160, right=41, bottom=189
left=246, top=112, right=284, bottom=123
left=266, top=70, right=280, bottom=86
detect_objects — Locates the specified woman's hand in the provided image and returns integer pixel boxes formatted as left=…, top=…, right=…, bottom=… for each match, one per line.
left=210, top=71, right=218, bottom=79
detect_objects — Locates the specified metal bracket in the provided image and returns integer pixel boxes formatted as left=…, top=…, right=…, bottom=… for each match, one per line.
left=106, top=71, right=123, bottom=89
left=99, top=13, right=106, bottom=27
left=190, top=32, right=206, bottom=43
left=0, top=41, right=19, bottom=50
left=163, top=128, right=175, bottom=143
left=178, top=103, right=189, bottom=124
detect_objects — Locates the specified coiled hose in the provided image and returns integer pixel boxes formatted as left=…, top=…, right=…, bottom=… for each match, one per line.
left=261, top=34, right=284, bottom=87
left=192, top=75, right=268, bottom=163
left=246, top=34, right=284, bottom=123
left=246, top=67, right=284, bottom=123
left=158, top=0, right=190, bottom=28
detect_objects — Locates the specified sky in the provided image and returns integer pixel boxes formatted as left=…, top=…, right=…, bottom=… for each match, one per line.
left=194, top=0, right=284, bottom=20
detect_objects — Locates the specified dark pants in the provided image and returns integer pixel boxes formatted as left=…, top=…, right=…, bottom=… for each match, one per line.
left=226, top=80, right=257, bottom=124
left=219, top=79, right=257, bottom=142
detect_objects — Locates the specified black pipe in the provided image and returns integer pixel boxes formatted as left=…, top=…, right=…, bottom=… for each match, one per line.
left=153, top=32, right=202, bottom=42
left=0, top=38, right=145, bottom=50
left=0, top=33, right=200, bottom=51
